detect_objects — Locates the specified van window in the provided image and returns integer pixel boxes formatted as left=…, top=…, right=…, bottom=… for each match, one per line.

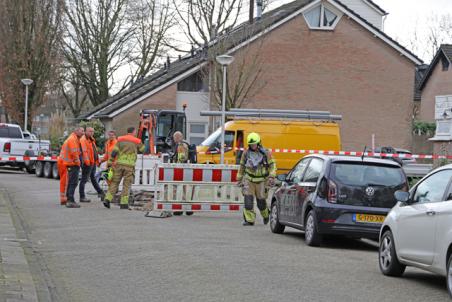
left=0, top=126, right=22, bottom=139
left=200, top=129, right=235, bottom=149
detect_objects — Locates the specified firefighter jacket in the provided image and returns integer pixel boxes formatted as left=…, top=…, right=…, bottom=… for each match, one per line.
left=237, top=147, right=277, bottom=183
left=108, top=134, right=144, bottom=167
left=80, top=135, right=99, bottom=166
left=174, top=141, right=189, bottom=163
left=102, top=138, right=117, bottom=163
left=60, top=133, right=81, bottom=167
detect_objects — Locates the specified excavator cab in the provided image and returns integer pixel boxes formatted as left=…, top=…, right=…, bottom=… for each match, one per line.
left=138, top=110, right=186, bottom=155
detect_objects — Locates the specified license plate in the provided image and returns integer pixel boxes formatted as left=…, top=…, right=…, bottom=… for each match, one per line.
left=353, top=214, right=385, bottom=224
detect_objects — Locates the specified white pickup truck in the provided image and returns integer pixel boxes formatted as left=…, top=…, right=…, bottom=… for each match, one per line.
left=0, top=123, right=50, bottom=172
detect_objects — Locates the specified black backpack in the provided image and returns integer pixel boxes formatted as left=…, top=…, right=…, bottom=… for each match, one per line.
left=186, top=141, right=197, bottom=163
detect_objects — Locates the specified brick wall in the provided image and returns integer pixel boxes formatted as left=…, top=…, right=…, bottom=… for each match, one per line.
left=227, top=13, right=416, bottom=151
left=111, top=84, right=177, bottom=135
left=419, top=62, right=452, bottom=122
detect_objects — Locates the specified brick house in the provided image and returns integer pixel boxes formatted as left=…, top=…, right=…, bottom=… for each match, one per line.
left=417, top=45, right=452, bottom=156
left=81, top=0, right=423, bottom=151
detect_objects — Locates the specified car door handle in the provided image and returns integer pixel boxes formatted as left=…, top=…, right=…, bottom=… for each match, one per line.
left=426, top=210, right=436, bottom=216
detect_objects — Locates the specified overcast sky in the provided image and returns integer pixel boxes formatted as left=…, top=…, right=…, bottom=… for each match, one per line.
left=373, top=0, right=452, bottom=62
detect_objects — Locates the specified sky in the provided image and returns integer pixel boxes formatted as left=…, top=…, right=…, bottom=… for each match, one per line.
left=372, top=0, right=452, bottom=62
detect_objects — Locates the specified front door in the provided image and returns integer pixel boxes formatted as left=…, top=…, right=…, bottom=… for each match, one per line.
left=297, top=158, right=324, bottom=226
left=396, top=169, right=452, bottom=265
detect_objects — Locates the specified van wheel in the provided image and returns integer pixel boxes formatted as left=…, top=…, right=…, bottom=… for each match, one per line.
left=270, top=202, right=285, bottom=234
left=43, top=162, right=52, bottom=178
left=35, top=161, right=44, bottom=177
left=305, top=210, right=322, bottom=246
left=379, top=230, right=406, bottom=276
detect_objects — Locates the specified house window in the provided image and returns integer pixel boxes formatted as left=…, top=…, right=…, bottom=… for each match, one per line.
left=177, top=72, right=208, bottom=92
left=441, top=56, right=450, bottom=71
left=188, top=123, right=208, bottom=145
left=303, top=4, right=340, bottom=30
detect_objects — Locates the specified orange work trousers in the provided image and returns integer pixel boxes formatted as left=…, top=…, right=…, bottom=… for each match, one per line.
left=58, top=158, right=68, bottom=205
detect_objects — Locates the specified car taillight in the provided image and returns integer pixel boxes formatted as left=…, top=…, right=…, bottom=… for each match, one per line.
left=3, top=142, right=11, bottom=153
left=327, top=180, right=337, bottom=203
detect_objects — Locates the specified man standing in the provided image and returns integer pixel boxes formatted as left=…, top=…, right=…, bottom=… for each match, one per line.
left=172, top=131, right=189, bottom=163
left=101, top=130, right=117, bottom=164
left=103, top=127, right=144, bottom=209
left=79, top=127, right=104, bottom=202
left=237, top=132, right=276, bottom=226
left=60, top=126, right=84, bottom=208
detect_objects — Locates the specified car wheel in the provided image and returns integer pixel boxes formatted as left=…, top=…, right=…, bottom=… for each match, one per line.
left=52, top=163, right=59, bottom=179
left=173, top=212, right=183, bottom=216
left=185, top=211, right=194, bottom=216
left=379, top=230, right=406, bottom=276
left=270, top=202, right=285, bottom=234
left=305, top=210, right=322, bottom=246
left=447, top=254, right=452, bottom=298
left=35, top=161, right=44, bottom=177
left=43, top=162, right=52, bottom=178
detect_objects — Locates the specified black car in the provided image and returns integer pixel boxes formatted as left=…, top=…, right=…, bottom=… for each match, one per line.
left=270, top=155, right=408, bottom=246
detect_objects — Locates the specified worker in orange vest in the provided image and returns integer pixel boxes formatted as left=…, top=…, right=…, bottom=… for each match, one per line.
left=79, top=127, right=104, bottom=202
left=57, top=155, right=67, bottom=205
left=60, top=126, right=84, bottom=208
left=101, top=130, right=118, bottom=164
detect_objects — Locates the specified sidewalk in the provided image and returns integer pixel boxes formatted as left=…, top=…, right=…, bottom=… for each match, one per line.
left=0, top=189, right=38, bottom=302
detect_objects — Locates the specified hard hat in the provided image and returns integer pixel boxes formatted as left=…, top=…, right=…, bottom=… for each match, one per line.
left=247, top=132, right=261, bottom=145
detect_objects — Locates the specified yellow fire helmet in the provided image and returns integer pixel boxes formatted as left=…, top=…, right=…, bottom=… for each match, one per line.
left=247, top=132, right=261, bottom=145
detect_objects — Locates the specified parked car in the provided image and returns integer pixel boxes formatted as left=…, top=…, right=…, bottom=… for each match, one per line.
left=270, top=155, right=408, bottom=246
left=0, top=123, right=50, bottom=172
left=378, top=164, right=452, bottom=297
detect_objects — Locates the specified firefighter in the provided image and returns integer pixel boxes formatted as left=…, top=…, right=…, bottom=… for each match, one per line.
left=172, top=131, right=189, bottom=163
left=60, top=126, right=84, bottom=208
left=103, top=127, right=144, bottom=210
left=79, top=127, right=104, bottom=202
left=237, top=132, right=276, bottom=226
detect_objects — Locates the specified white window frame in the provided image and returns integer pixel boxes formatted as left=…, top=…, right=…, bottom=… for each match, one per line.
left=303, top=3, right=342, bottom=31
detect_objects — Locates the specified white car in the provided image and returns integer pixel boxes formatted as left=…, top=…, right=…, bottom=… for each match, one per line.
left=378, top=164, right=452, bottom=297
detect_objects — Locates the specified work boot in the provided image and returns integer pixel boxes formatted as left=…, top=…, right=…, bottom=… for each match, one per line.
left=103, top=200, right=111, bottom=209
left=98, top=192, right=105, bottom=201
left=119, top=204, right=129, bottom=210
left=242, top=221, right=254, bottom=226
left=80, top=197, right=91, bottom=203
left=66, top=201, right=80, bottom=208
left=263, top=216, right=269, bottom=225
left=60, top=201, right=67, bottom=206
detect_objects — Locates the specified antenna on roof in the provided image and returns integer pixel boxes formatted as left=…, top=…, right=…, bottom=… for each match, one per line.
left=361, top=146, right=367, bottom=161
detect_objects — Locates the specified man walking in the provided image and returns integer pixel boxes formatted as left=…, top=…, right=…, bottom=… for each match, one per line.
left=60, top=126, right=84, bottom=208
left=103, top=127, right=144, bottom=209
left=237, top=132, right=276, bottom=226
left=79, top=127, right=104, bottom=202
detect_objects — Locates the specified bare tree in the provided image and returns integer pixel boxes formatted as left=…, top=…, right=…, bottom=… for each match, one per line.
left=173, top=0, right=244, bottom=49
left=127, top=0, right=175, bottom=83
left=58, top=63, right=90, bottom=117
left=62, top=0, right=133, bottom=107
left=0, top=0, right=64, bottom=129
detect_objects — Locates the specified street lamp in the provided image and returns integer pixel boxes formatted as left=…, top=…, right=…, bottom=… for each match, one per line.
left=216, top=54, right=234, bottom=164
left=21, top=78, right=33, bottom=131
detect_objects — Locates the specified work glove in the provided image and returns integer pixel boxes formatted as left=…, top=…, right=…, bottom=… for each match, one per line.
left=267, top=177, right=275, bottom=187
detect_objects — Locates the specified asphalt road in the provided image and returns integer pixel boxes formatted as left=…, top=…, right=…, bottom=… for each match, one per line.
left=0, top=169, right=449, bottom=302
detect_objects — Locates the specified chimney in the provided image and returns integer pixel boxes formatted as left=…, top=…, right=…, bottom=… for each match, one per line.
left=249, top=0, right=254, bottom=23
left=166, top=56, right=170, bottom=68
left=256, top=0, right=263, bottom=19
left=190, top=46, right=194, bottom=56
left=178, top=55, right=182, bottom=61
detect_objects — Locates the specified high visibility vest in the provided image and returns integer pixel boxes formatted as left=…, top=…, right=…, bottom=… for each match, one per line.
left=60, top=133, right=81, bottom=167
left=103, top=138, right=117, bottom=162
left=109, top=134, right=144, bottom=167
left=80, top=135, right=98, bottom=166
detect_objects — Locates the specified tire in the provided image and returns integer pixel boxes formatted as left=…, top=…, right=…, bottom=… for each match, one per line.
left=35, top=161, right=44, bottom=177
left=379, top=230, right=406, bottom=276
left=24, top=161, right=35, bottom=174
left=43, top=161, right=52, bottom=178
left=51, top=162, right=59, bottom=179
left=185, top=211, right=194, bottom=216
left=173, top=212, right=183, bottom=216
left=304, top=210, right=322, bottom=246
left=447, top=254, right=452, bottom=298
left=270, top=201, right=285, bottom=234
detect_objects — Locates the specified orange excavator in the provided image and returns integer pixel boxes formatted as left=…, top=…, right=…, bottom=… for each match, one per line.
left=137, top=109, right=187, bottom=155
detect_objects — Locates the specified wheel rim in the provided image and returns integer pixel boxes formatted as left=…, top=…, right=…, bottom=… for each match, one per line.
left=270, top=204, right=278, bottom=229
left=379, top=235, right=392, bottom=270
left=305, top=215, right=314, bottom=241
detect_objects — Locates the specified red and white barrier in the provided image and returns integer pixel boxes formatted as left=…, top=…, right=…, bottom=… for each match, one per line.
left=0, top=155, right=58, bottom=162
left=158, top=163, right=238, bottom=183
left=155, top=203, right=243, bottom=212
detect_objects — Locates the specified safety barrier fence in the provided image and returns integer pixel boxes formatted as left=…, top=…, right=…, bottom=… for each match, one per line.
left=155, top=163, right=244, bottom=212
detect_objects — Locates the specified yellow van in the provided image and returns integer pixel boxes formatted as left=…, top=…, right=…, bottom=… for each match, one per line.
left=196, top=119, right=341, bottom=173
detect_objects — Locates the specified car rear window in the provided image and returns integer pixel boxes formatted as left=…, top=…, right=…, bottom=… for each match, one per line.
left=330, top=162, right=406, bottom=208
left=0, top=126, right=22, bottom=138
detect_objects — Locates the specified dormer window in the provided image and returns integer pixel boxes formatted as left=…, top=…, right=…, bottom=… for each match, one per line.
left=303, top=4, right=341, bottom=30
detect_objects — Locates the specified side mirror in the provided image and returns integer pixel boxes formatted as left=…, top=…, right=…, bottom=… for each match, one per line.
left=276, top=174, right=287, bottom=182
left=394, top=190, right=410, bottom=203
